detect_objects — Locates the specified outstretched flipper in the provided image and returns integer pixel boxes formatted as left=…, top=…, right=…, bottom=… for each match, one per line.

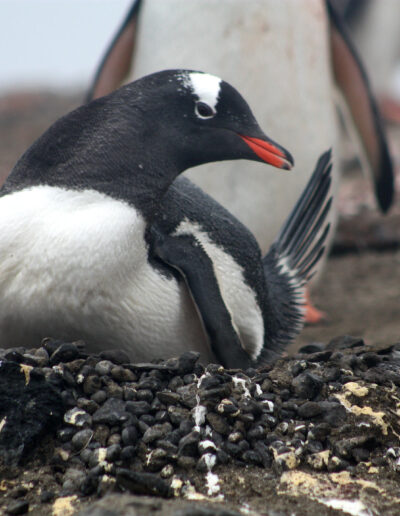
left=87, top=0, right=142, bottom=101
left=261, top=151, right=332, bottom=360
left=327, top=0, right=394, bottom=213
left=152, top=231, right=252, bottom=370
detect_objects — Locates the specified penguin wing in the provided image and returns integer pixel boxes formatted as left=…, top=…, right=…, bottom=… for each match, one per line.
left=151, top=229, right=252, bottom=370
left=261, top=151, right=332, bottom=355
left=327, top=0, right=394, bottom=213
left=87, top=0, right=142, bottom=101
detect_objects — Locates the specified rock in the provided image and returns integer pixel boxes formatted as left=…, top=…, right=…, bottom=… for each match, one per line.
left=142, top=423, right=172, bottom=444
left=297, top=401, right=323, bottom=418
left=206, top=412, right=230, bottom=435
left=167, top=406, right=190, bottom=426
left=125, top=401, right=151, bottom=417
left=0, top=360, right=64, bottom=465
left=327, top=335, right=365, bottom=351
left=116, top=469, right=172, bottom=497
left=95, top=360, right=114, bottom=376
left=157, top=391, right=181, bottom=405
left=64, top=408, right=92, bottom=428
left=83, top=376, right=102, bottom=396
left=291, top=372, right=323, bottom=400
left=71, top=429, right=93, bottom=451
left=318, top=401, right=346, bottom=427
left=49, top=343, right=80, bottom=365
left=91, top=390, right=107, bottom=405
left=92, top=398, right=129, bottom=426
left=178, top=431, right=200, bottom=457
left=6, top=499, right=29, bottom=515
left=93, top=425, right=110, bottom=447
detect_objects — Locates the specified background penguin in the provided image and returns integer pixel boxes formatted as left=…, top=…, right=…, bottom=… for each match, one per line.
left=87, top=0, right=394, bottom=322
left=0, top=70, right=331, bottom=368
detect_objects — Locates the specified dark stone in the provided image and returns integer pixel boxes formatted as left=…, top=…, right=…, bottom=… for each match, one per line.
left=306, top=351, right=333, bottom=363
left=318, top=401, right=346, bottom=427
left=120, top=446, right=136, bottom=462
left=155, top=410, right=169, bottom=423
left=106, top=444, right=121, bottom=461
left=224, top=442, right=241, bottom=457
left=292, top=372, right=323, bottom=400
left=298, top=401, right=322, bottom=418
left=125, top=401, right=151, bottom=416
left=142, top=423, right=172, bottom=444
left=9, top=486, right=28, bottom=499
left=64, top=407, right=92, bottom=427
left=179, top=419, right=194, bottom=435
left=139, top=414, right=155, bottom=426
left=42, top=338, right=66, bottom=356
left=121, top=426, right=139, bottom=446
left=242, top=449, right=262, bottom=465
left=6, top=499, right=29, bottom=515
left=0, top=361, right=64, bottom=465
left=138, top=377, right=162, bottom=392
left=176, top=352, right=200, bottom=375
left=308, top=423, right=331, bottom=441
left=116, top=469, right=172, bottom=497
left=136, top=389, right=153, bottom=403
left=253, top=441, right=272, bottom=468
left=321, top=367, right=341, bottom=382
left=92, top=398, right=129, bottom=426
left=94, top=360, right=113, bottom=376
left=4, top=351, right=25, bottom=363
left=178, top=432, right=200, bottom=457
left=206, top=412, right=230, bottom=436
left=77, top=398, right=99, bottom=415
left=83, top=376, right=102, bottom=396
left=99, top=349, right=131, bottom=365
left=40, top=490, right=55, bottom=503
left=71, top=429, right=93, bottom=451
left=291, top=361, right=307, bottom=377
left=49, top=343, right=80, bottom=365
left=298, top=343, right=325, bottom=354
left=305, top=440, right=324, bottom=454
left=157, top=391, right=181, bottom=405
left=247, top=425, right=265, bottom=441
left=177, top=456, right=197, bottom=469
left=167, top=406, right=190, bottom=426
left=327, top=335, right=364, bottom=351
left=145, top=448, right=168, bottom=472
left=57, top=427, right=77, bottom=443
left=352, top=447, right=370, bottom=463
left=199, top=376, right=221, bottom=390
left=280, top=389, right=291, bottom=401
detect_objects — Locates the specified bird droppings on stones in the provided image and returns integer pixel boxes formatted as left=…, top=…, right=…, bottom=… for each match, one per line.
left=1, top=336, right=400, bottom=514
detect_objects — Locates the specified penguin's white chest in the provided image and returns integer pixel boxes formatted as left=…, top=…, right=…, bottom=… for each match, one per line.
left=0, top=186, right=210, bottom=361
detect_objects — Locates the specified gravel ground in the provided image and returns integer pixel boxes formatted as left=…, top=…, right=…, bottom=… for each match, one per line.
left=1, top=337, right=400, bottom=515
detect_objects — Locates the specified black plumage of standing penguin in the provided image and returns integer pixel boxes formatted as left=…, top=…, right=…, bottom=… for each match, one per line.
left=0, top=70, right=331, bottom=369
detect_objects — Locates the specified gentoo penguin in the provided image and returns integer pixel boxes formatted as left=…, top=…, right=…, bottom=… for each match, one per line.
left=88, top=0, right=393, bottom=321
left=0, top=70, right=331, bottom=368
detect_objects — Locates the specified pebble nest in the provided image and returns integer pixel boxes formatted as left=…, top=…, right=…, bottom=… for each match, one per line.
left=1, top=336, right=400, bottom=515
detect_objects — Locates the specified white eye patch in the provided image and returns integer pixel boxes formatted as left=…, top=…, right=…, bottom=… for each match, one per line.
left=179, top=72, right=222, bottom=112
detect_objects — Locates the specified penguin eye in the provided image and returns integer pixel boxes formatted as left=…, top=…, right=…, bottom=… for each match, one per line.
left=195, top=101, right=216, bottom=119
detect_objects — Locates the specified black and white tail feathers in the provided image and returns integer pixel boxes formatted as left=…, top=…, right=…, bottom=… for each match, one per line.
left=260, top=150, right=332, bottom=362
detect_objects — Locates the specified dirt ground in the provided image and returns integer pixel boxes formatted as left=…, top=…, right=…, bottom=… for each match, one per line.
left=1, top=90, right=399, bottom=354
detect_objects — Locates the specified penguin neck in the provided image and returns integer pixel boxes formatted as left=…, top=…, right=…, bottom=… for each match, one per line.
left=5, top=100, right=185, bottom=223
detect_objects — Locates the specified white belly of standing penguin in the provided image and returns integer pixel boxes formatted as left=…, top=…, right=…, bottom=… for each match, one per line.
left=0, top=187, right=263, bottom=362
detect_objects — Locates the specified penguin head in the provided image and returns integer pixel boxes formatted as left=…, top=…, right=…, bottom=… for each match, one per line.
left=119, top=69, right=294, bottom=172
